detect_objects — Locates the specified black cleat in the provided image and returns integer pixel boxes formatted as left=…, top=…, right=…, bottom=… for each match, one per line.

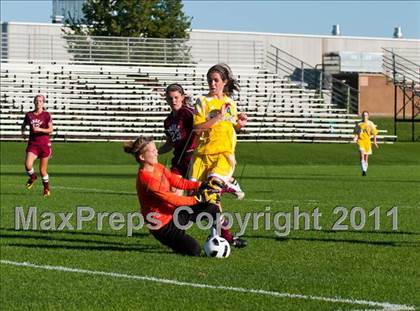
left=230, top=237, right=248, bottom=248
left=362, top=171, right=366, bottom=176
left=26, top=175, right=37, bottom=189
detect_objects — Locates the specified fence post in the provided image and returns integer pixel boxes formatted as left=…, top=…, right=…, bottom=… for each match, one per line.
left=392, top=53, right=396, bottom=81
left=300, top=61, right=304, bottom=88
left=164, top=39, right=167, bottom=63
left=347, top=86, right=351, bottom=114
left=319, top=70, right=323, bottom=98
left=51, top=35, right=54, bottom=61
left=253, top=41, right=256, bottom=67
left=27, top=34, right=31, bottom=60
left=127, top=37, right=130, bottom=63
left=217, top=40, right=220, bottom=63
left=89, top=39, right=92, bottom=62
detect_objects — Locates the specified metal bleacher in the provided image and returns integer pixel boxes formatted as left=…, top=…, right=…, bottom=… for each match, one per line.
left=0, top=34, right=396, bottom=143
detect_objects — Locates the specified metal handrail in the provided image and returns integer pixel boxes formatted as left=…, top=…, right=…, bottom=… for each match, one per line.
left=382, top=47, right=420, bottom=67
left=382, top=48, right=420, bottom=86
left=266, top=44, right=359, bottom=113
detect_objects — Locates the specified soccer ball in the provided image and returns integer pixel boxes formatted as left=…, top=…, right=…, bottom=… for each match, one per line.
left=204, top=235, right=231, bottom=258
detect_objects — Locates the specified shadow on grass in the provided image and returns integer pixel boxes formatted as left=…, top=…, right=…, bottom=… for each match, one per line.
left=4, top=242, right=169, bottom=254
left=0, top=228, right=170, bottom=254
left=243, top=229, right=420, bottom=248
left=0, top=172, right=135, bottom=179
left=239, top=176, right=420, bottom=183
left=0, top=227, right=147, bottom=239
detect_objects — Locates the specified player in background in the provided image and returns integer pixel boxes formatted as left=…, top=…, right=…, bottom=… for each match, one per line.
left=124, top=136, right=221, bottom=256
left=353, top=110, right=378, bottom=176
left=191, top=63, right=248, bottom=247
left=21, top=94, right=53, bottom=196
left=158, top=84, right=196, bottom=195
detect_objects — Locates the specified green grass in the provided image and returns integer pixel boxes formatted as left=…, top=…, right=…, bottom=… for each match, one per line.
left=1, top=142, right=420, bottom=310
left=371, top=117, right=420, bottom=142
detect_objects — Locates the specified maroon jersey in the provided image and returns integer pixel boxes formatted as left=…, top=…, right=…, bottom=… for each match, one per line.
left=24, top=111, right=52, bottom=145
left=163, top=106, right=196, bottom=166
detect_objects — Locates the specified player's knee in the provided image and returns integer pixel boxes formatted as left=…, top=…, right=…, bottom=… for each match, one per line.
left=207, top=203, right=221, bottom=218
left=183, top=242, right=201, bottom=256
left=190, top=244, right=202, bottom=257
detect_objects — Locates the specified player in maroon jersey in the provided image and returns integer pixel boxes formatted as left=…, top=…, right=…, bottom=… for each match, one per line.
left=21, top=95, right=53, bottom=197
left=158, top=84, right=196, bottom=194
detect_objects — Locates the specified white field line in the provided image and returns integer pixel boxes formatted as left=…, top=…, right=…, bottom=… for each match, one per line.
left=0, top=260, right=415, bottom=311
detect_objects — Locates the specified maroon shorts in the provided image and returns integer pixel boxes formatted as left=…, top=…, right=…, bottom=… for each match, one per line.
left=26, top=143, right=52, bottom=159
left=171, top=155, right=192, bottom=178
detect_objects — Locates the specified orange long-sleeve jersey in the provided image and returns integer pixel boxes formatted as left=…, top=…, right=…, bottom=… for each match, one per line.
left=136, top=163, right=200, bottom=229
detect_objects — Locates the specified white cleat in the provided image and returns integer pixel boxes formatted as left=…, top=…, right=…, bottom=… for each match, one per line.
left=225, top=178, right=245, bottom=200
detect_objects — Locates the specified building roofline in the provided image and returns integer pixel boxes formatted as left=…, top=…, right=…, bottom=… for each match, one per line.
left=192, top=29, right=420, bottom=42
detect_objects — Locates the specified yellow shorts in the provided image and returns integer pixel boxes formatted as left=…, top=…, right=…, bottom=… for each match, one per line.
left=358, top=140, right=372, bottom=155
left=190, top=153, right=235, bottom=182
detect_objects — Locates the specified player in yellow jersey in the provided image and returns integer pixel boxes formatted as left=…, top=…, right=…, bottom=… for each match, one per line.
left=353, top=111, right=379, bottom=176
left=191, top=63, right=248, bottom=247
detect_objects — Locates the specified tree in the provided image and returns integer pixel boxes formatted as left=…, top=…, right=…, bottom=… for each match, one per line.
left=65, top=0, right=192, bottom=38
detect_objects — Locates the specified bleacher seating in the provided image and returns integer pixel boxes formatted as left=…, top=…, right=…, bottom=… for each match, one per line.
left=0, top=62, right=395, bottom=142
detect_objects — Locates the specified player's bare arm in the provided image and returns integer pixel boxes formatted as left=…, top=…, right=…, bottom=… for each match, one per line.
left=235, top=112, right=248, bottom=132
left=194, top=105, right=226, bottom=134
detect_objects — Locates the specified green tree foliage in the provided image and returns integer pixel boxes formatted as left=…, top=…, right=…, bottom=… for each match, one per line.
left=65, top=0, right=192, bottom=38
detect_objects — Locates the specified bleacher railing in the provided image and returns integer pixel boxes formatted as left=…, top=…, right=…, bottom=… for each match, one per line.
left=1, top=32, right=265, bottom=66
left=382, top=47, right=420, bottom=88
left=265, top=45, right=359, bottom=114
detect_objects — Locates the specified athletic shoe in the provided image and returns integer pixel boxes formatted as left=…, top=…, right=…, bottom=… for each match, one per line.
left=229, top=236, right=248, bottom=248
left=25, top=175, right=37, bottom=189
left=362, top=171, right=366, bottom=176
left=43, top=189, right=51, bottom=197
left=224, top=177, right=245, bottom=200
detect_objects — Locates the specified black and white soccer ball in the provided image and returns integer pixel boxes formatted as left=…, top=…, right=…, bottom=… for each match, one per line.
left=204, top=235, right=231, bottom=258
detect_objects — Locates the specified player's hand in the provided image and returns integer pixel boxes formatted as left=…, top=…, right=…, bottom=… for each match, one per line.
left=353, top=137, right=358, bottom=143
left=215, top=103, right=229, bottom=121
left=237, top=113, right=248, bottom=128
left=32, top=126, right=41, bottom=133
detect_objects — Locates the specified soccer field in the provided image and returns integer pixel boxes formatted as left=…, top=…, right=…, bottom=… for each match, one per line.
left=1, top=142, right=419, bottom=310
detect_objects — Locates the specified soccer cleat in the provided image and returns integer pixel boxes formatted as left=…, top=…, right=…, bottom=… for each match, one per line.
left=224, top=177, right=245, bottom=200
left=43, top=189, right=51, bottom=197
left=362, top=171, right=367, bottom=176
left=25, top=175, right=37, bottom=189
left=229, top=236, right=248, bottom=248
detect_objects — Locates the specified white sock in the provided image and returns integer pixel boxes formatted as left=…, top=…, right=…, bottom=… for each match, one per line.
left=27, top=168, right=34, bottom=176
left=42, top=175, right=49, bottom=183
left=361, top=160, right=365, bottom=172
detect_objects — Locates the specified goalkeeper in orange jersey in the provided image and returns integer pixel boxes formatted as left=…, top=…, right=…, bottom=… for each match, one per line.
left=124, top=136, right=222, bottom=256
left=191, top=63, right=248, bottom=248
left=353, top=111, right=379, bottom=176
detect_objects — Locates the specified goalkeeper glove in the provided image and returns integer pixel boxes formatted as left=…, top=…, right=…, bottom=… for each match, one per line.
left=195, top=188, right=220, bottom=205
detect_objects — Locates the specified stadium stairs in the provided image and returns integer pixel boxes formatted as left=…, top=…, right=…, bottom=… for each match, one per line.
left=1, top=61, right=396, bottom=143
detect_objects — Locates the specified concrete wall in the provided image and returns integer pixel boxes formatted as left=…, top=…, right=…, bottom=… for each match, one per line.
left=2, top=22, right=68, bottom=61
left=190, top=29, right=420, bottom=67
left=358, top=74, right=413, bottom=117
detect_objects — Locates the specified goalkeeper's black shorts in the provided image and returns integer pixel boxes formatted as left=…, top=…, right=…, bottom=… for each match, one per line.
left=151, top=203, right=219, bottom=256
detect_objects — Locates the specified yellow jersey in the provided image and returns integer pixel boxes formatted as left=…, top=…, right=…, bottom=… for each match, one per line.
left=193, top=95, right=238, bottom=155
left=354, top=120, right=378, bottom=142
